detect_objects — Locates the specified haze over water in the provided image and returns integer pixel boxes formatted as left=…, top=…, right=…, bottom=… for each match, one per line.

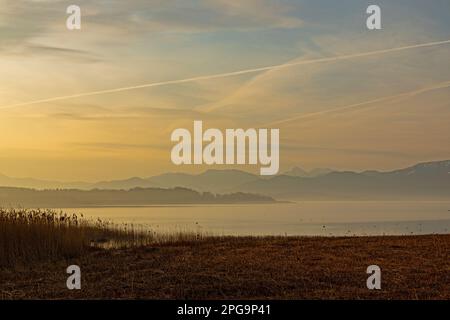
left=61, top=201, right=450, bottom=236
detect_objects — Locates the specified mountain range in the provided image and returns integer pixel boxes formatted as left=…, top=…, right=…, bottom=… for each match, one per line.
left=1, top=160, right=450, bottom=200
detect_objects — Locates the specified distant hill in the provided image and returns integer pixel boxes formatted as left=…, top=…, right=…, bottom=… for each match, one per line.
left=1, top=160, right=450, bottom=200
left=91, top=177, right=160, bottom=190
left=0, top=187, right=275, bottom=208
left=237, top=160, right=450, bottom=199
left=146, top=169, right=260, bottom=193
left=283, top=167, right=333, bottom=178
left=0, top=174, right=90, bottom=190
left=0, top=169, right=260, bottom=193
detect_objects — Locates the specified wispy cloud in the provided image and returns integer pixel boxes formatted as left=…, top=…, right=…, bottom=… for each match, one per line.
left=2, top=39, right=449, bottom=111
left=70, top=142, right=167, bottom=151
left=5, top=44, right=102, bottom=63
left=83, top=0, right=303, bottom=33
left=282, top=143, right=413, bottom=159
left=267, top=80, right=450, bottom=126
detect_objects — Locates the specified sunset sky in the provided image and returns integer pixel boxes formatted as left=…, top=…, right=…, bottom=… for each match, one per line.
left=1, top=0, right=449, bottom=181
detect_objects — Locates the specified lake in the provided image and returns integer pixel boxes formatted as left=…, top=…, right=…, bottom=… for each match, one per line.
left=60, top=201, right=450, bottom=236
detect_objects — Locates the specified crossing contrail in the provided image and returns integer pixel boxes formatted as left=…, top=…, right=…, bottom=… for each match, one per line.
left=266, top=80, right=450, bottom=127
left=1, top=39, right=450, bottom=111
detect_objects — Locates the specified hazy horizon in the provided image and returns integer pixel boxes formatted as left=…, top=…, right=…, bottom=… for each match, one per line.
left=0, top=158, right=449, bottom=183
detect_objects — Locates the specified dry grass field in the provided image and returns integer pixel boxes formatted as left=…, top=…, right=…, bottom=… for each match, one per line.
left=1, top=209, right=449, bottom=300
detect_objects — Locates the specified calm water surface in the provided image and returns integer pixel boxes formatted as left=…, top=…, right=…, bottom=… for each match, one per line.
left=60, top=201, right=450, bottom=236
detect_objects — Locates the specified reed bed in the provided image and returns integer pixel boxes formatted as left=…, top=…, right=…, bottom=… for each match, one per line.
left=0, top=208, right=206, bottom=268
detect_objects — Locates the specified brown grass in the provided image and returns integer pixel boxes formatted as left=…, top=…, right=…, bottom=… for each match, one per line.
left=1, top=209, right=449, bottom=299
left=1, top=233, right=449, bottom=299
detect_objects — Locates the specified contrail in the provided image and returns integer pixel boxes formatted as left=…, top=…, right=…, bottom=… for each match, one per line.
left=1, top=39, right=450, bottom=110
left=266, top=80, right=450, bottom=127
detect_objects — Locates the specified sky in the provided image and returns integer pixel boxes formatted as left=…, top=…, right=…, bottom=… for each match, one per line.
left=0, top=0, right=449, bottom=181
